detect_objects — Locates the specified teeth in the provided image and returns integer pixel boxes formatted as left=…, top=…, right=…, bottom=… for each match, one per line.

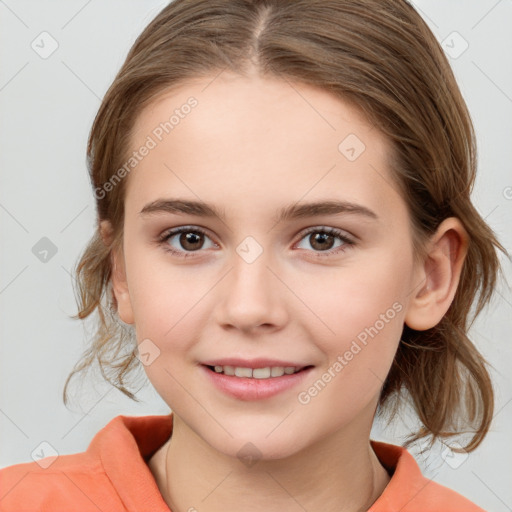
left=271, top=366, right=284, bottom=377
left=210, top=365, right=301, bottom=378
left=234, top=367, right=252, bottom=378
left=223, top=365, right=235, bottom=376
left=253, top=367, right=271, bottom=379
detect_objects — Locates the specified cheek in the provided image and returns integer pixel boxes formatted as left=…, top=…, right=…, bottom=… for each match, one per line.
left=125, top=253, right=209, bottom=399
left=297, top=274, right=407, bottom=420
left=305, top=247, right=411, bottom=335
left=124, top=245, right=210, bottom=347
left=298, top=247, right=412, bottom=400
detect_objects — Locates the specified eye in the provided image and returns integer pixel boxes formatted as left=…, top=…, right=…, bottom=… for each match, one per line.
left=295, top=227, right=354, bottom=256
left=158, top=225, right=355, bottom=259
left=158, top=226, right=217, bottom=258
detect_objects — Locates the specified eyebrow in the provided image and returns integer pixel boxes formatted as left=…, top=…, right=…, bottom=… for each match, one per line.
left=139, top=198, right=379, bottom=223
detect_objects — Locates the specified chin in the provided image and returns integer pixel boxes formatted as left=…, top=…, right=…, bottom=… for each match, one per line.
left=195, top=416, right=310, bottom=463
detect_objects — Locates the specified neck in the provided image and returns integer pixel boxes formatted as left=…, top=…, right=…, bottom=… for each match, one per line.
left=150, top=413, right=391, bottom=512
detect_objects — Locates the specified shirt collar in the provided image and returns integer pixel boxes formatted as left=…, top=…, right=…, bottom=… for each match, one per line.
left=89, top=413, right=446, bottom=512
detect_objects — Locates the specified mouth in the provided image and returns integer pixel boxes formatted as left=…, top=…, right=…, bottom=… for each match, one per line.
left=201, top=363, right=315, bottom=401
left=204, top=364, right=313, bottom=379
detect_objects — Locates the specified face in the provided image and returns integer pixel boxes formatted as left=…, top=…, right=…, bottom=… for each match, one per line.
left=113, top=72, right=424, bottom=460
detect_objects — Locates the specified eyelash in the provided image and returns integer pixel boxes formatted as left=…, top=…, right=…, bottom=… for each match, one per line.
left=157, top=225, right=355, bottom=259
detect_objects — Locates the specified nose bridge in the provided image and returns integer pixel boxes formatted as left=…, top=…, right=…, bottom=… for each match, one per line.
left=214, top=238, right=288, bottom=331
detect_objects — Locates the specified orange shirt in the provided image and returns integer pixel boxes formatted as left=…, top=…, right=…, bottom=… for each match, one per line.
left=0, top=414, right=485, bottom=511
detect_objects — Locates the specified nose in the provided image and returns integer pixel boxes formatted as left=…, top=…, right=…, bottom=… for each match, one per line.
left=213, top=248, right=289, bottom=334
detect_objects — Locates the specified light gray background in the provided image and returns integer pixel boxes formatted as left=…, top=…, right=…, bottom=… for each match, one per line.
left=0, top=1, right=511, bottom=510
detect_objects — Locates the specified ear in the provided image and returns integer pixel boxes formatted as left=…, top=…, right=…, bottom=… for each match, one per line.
left=404, top=217, right=469, bottom=331
left=100, top=220, right=135, bottom=325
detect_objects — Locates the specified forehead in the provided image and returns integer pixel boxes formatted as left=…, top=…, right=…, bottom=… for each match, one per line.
left=132, top=73, right=381, bottom=152
left=125, top=73, right=402, bottom=219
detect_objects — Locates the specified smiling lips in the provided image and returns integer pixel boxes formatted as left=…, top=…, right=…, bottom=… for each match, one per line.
left=201, top=358, right=310, bottom=378
left=201, top=358, right=314, bottom=400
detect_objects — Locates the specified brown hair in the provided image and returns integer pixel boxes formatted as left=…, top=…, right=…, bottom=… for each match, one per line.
left=64, top=0, right=508, bottom=452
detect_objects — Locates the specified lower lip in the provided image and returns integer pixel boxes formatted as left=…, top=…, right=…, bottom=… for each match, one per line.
left=201, top=365, right=314, bottom=401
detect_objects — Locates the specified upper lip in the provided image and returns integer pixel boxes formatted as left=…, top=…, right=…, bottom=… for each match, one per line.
left=201, top=358, right=311, bottom=370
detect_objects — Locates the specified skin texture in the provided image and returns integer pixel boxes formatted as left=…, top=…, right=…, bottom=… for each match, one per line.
left=105, top=72, right=468, bottom=512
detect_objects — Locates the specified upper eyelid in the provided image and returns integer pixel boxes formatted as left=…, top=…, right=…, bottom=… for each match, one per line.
left=160, top=225, right=214, bottom=240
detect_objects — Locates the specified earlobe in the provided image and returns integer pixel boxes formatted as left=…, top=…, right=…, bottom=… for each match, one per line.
left=404, top=217, right=469, bottom=331
left=100, top=220, right=135, bottom=325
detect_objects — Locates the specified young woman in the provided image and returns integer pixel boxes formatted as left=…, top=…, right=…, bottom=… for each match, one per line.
left=0, top=1, right=507, bottom=510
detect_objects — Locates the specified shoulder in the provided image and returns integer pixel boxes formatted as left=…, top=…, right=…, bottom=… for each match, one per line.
left=0, top=452, right=120, bottom=512
left=370, top=440, right=487, bottom=512
left=0, top=414, right=173, bottom=512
